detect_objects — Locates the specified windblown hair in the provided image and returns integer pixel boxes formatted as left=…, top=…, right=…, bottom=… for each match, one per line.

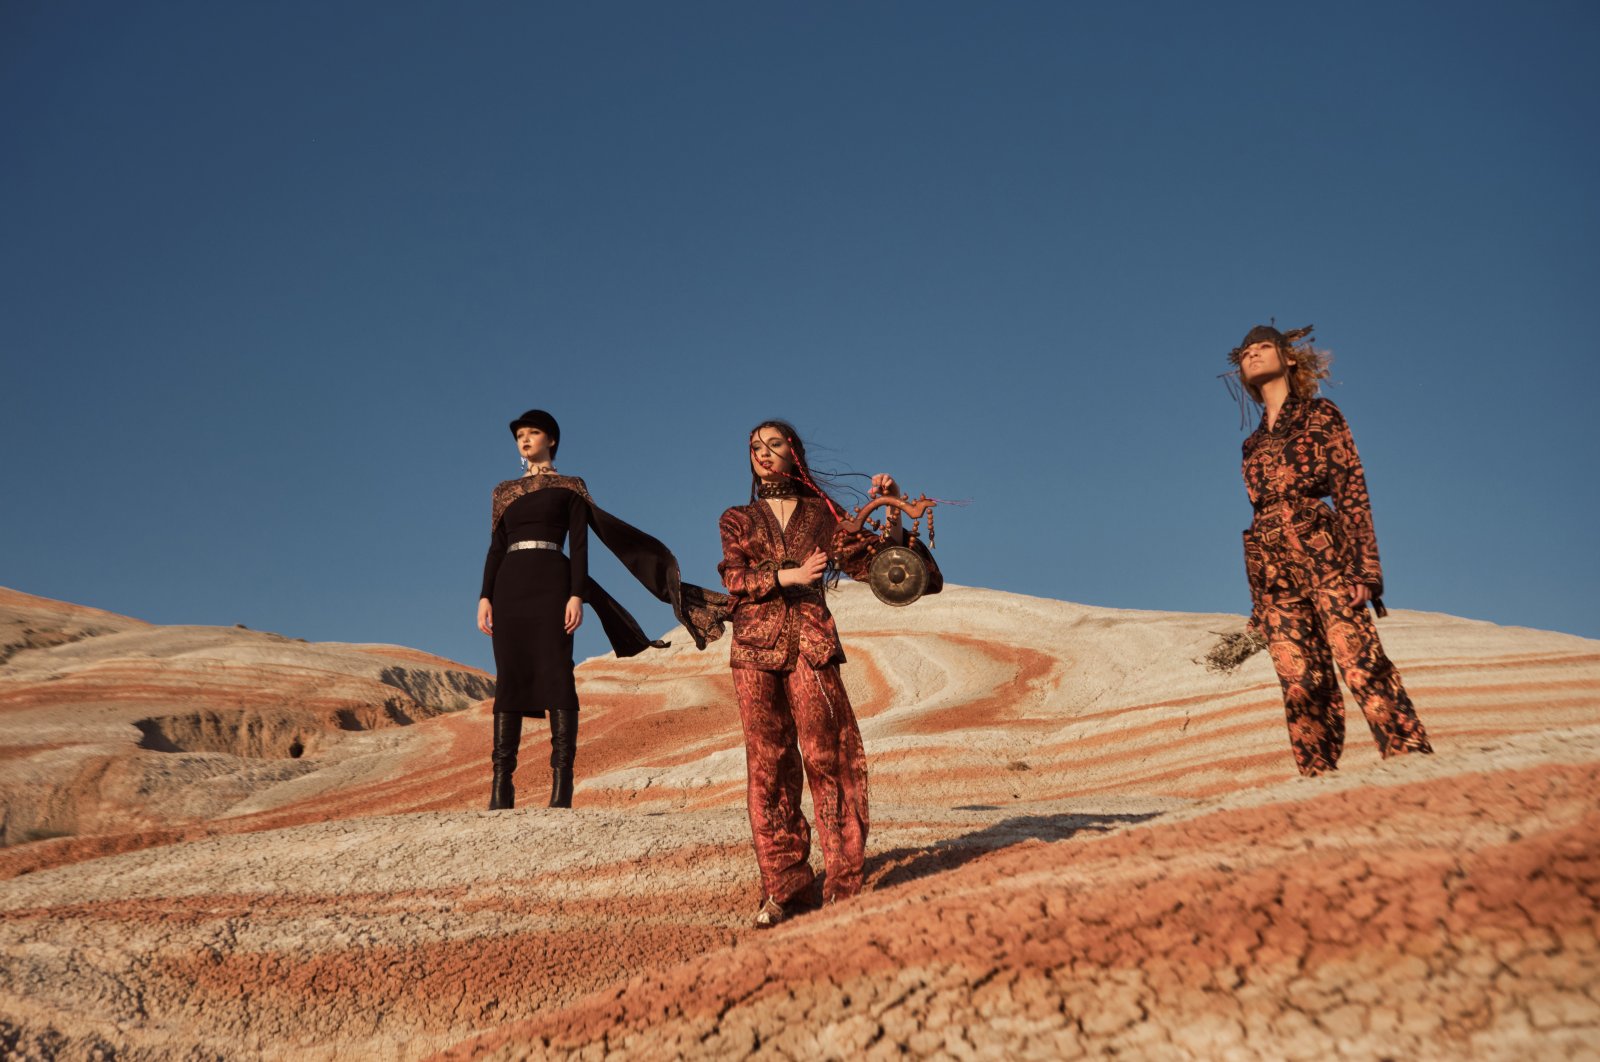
left=747, top=419, right=862, bottom=590
left=1227, top=324, right=1332, bottom=403
left=747, top=420, right=842, bottom=508
left=745, top=418, right=878, bottom=524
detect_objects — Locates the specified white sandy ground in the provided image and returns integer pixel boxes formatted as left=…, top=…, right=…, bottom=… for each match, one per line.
left=1, top=726, right=1596, bottom=1060
left=1, top=583, right=1597, bottom=1059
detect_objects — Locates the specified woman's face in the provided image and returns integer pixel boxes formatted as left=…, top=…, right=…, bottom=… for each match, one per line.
left=516, top=426, right=553, bottom=464
left=749, top=427, right=793, bottom=481
left=1239, top=340, right=1290, bottom=386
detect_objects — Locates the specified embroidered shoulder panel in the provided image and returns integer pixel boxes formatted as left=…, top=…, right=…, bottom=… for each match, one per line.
left=491, top=474, right=592, bottom=529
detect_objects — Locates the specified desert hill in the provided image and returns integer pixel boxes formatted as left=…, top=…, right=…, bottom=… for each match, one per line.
left=0, top=582, right=1596, bottom=1059
left=0, top=586, right=494, bottom=858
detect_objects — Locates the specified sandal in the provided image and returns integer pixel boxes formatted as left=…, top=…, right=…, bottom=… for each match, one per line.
left=752, top=896, right=787, bottom=929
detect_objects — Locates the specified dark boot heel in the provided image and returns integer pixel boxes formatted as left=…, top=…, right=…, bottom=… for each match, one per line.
left=549, top=709, right=578, bottom=808
left=549, top=766, right=574, bottom=809
left=489, top=770, right=514, bottom=810
left=488, top=713, right=523, bottom=810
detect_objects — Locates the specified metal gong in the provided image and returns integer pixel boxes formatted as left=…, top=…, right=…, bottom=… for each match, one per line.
left=868, top=545, right=929, bottom=606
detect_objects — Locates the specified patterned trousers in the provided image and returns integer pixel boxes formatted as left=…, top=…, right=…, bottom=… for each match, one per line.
left=733, top=659, right=870, bottom=905
left=1262, top=586, right=1433, bottom=776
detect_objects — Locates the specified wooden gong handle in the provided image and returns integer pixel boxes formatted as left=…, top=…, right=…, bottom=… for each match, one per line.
left=837, top=494, right=937, bottom=534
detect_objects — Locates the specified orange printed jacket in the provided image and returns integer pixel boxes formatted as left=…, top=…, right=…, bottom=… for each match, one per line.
left=1241, top=396, right=1387, bottom=630
left=718, top=497, right=878, bottom=670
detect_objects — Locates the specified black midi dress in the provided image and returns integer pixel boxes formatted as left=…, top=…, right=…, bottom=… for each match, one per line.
left=480, top=475, right=589, bottom=717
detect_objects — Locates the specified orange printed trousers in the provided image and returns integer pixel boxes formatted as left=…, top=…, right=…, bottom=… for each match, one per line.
left=733, top=659, right=869, bottom=905
left=1261, top=586, right=1432, bottom=776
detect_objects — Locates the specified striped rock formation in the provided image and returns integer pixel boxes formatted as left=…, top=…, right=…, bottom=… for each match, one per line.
left=0, top=583, right=1596, bottom=1059
left=0, top=586, right=495, bottom=856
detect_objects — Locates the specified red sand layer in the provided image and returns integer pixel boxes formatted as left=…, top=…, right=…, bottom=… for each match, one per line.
left=440, top=762, right=1600, bottom=1060
left=0, top=587, right=147, bottom=625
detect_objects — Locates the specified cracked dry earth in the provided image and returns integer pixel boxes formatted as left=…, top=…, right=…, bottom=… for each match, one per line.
left=1, top=584, right=1598, bottom=1060
left=444, top=739, right=1599, bottom=1062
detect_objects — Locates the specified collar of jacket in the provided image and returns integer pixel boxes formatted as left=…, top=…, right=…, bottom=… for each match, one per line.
left=1259, top=393, right=1308, bottom=435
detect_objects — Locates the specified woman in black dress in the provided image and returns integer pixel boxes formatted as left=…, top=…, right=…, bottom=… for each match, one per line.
left=477, top=408, right=729, bottom=810
left=477, top=410, right=587, bottom=809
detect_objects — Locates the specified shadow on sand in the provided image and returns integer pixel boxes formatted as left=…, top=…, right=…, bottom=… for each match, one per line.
left=864, top=811, right=1161, bottom=892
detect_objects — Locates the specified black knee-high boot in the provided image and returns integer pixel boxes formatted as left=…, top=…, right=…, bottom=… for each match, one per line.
left=489, top=712, right=522, bottom=810
left=549, top=709, right=577, bottom=809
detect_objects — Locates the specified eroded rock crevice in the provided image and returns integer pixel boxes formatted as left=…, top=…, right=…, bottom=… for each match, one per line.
left=131, top=671, right=493, bottom=762
left=377, top=666, right=496, bottom=712
left=0, top=624, right=123, bottom=669
left=135, top=711, right=329, bottom=760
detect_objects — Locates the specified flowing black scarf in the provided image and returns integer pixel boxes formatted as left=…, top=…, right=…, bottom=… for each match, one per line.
left=580, top=493, right=729, bottom=657
left=491, top=475, right=727, bottom=657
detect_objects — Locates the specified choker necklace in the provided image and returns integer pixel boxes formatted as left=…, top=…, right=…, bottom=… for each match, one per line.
left=757, top=481, right=797, bottom=499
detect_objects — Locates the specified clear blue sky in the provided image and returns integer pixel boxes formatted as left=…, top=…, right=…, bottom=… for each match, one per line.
left=4, top=1, right=1596, bottom=673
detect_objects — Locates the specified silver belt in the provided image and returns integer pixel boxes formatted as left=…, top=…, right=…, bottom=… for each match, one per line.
left=508, top=539, right=563, bottom=554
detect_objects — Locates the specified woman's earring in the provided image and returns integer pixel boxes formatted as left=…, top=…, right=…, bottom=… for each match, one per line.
left=520, top=456, right=531, bottom=473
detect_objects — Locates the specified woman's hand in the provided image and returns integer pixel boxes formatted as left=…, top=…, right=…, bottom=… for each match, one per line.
left=1348, top=584, right=1373, bottom=608
left=869, top=473, right=900, bottom=498
left=778, top=549, right=828, bottom=587
left=477, top=598, right=493, bottom=636
left=564, top=596, right=584, bottom=634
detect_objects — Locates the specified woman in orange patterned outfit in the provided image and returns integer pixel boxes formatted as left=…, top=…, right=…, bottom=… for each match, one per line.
left=1231, top=325, right=1433, bottom=776
left=719, top=420, right=895, bottom=927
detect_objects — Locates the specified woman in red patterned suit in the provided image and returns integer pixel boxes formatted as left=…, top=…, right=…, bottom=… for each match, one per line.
left=1231, top=325, right=1433, bottom=776
left=719, top=420, right=894, bottom=927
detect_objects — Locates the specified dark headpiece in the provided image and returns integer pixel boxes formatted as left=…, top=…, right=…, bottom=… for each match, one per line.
left=1227, top=322, right=1314, bottom=365
left=508, top=409, right=560, bottom=456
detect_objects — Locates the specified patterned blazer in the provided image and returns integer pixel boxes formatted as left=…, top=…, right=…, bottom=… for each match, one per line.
left=718, top=497, right=877, bottom=671
left=1241, top=396, right=1388, bottom=628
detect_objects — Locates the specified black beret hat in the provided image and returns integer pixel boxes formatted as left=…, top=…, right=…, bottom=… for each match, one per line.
left=1227, top=323, right=1312, bottom=365
left=1239, top=324, right=1284, bottom=349
left=508, top=409, right=560, bottom=456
